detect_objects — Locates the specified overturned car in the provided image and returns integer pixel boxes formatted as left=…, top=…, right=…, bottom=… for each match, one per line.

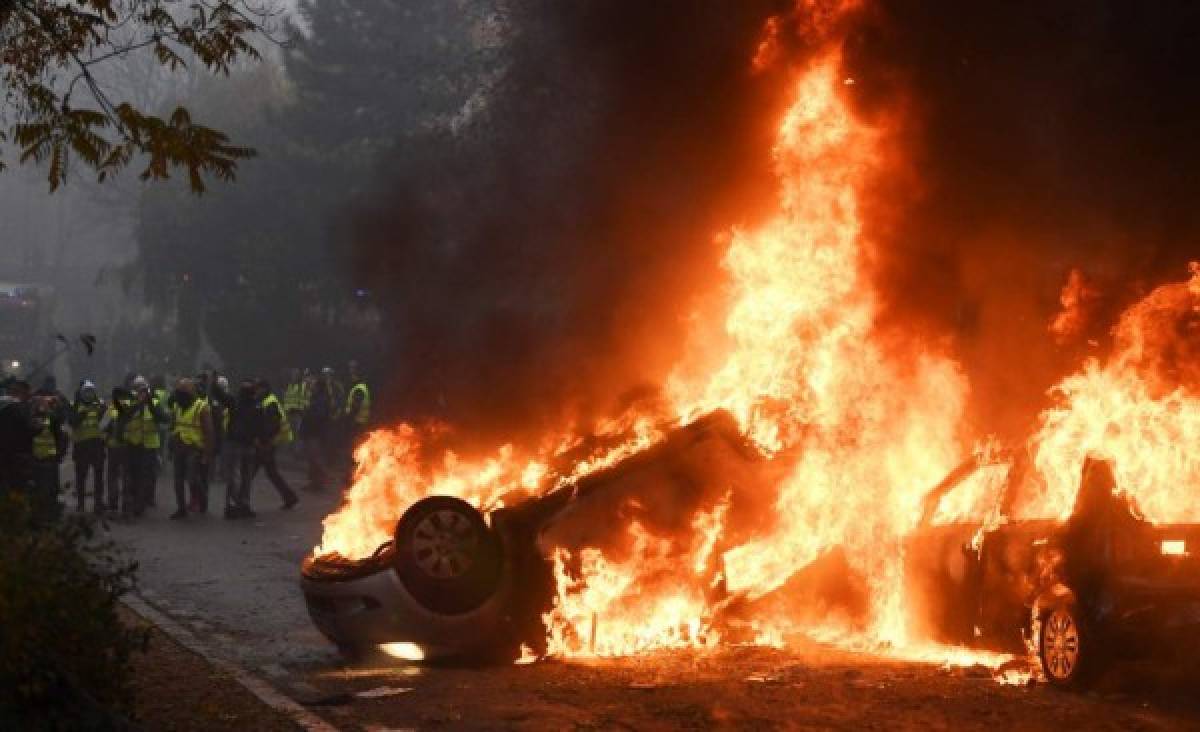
left=301, top=411, right=769, bottom=661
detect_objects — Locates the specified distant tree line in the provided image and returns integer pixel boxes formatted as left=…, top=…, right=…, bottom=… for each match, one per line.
left=131, top=0, right=498, bottom=377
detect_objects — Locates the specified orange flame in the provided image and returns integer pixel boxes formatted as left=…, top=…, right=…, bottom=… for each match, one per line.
left=1023, top=264, right=1200, bottom=523
left=314, top=2, right=1200, bottom=676
left=318, top=33, right=974, bottom=662
left=515, top=49, right=971, bottom=659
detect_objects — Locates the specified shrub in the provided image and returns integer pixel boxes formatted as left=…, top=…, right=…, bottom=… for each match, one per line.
left=0, top=495, right=147, bottom=730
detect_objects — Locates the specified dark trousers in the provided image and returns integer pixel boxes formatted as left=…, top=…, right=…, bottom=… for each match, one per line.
left=73, top=440, right=106, bottom=512
left=147, top=446, right=159, bottom=506
left=172, top=444, right=209, bottom=512
left=236, top=444, right=296, bottom=508
left=105, top=445, right=126, bottom=511
left=218, top=444, right=236, bottom=487
left=127, top=447, right=157, bottom=516
left=31, top=459, right=61, bottom=524
left=304, top=436, right=327, bottom=490
left=0, top=455, right=31, bottom=505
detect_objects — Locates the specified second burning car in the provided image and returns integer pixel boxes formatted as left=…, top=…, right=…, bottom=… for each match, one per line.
left=908, top=452, right=1200, bottom=687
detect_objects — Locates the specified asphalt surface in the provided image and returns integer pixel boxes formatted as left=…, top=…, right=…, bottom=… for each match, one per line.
left=88, top=456, right=1200, bottom=731
left=102, top=454, right=341, bottom=673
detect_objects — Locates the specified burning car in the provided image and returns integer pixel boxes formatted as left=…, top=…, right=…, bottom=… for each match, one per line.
left=908, top=452, right=1200, bottom=687
left=301, top=411, right=771, bottom=661
left=303, top=396, right=1200, bottom=686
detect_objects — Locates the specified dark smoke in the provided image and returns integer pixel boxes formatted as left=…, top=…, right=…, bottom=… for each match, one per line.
left=350, top=1, right=809, bottom=449
left=352, top=1, right=1200, bottom=449
left=844, top=1, right=1200, bottom=438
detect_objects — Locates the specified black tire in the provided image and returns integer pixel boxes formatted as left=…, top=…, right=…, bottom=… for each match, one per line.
left=1037, top=602, right=1097, bottom=689
left=394, top=496, right=502, bottom=615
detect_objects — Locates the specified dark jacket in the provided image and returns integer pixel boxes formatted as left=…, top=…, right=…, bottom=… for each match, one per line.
left=300, top=381, right=334, bottom=440
left=226, top=395, right=265, bottom=447
left=0, top=397, right=36, bottom=491
left=207, top=386, right=234, bottom=447
left=261, top=396, right=283, bottom=446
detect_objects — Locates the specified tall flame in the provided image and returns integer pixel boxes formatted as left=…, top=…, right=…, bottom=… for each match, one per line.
left=318, top=19, right=971, bottom=659
left=529, top=48, right=968, bottom=657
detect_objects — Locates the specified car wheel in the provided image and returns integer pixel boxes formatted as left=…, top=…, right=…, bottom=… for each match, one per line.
left=1037, top=603, right=1094, bottom=688
left=394, top=496, right=502, bottom=615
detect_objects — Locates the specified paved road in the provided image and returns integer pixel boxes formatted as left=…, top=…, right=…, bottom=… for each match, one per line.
left=92, top=458, right=1200, bottom=731
left=102, top=456, right=343, bottom=674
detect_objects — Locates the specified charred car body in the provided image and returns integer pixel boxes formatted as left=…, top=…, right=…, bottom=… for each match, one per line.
left=302, top=412, right=1200, bottom=686
left=908, top=453, right=1200, bottom=687
left=301, top=411, right=770, bottom=661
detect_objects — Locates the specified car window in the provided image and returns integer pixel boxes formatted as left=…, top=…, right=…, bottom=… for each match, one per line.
left=930, top=463, right=1009, bottom=526
left=1004, top=463, right=1070, bottom=522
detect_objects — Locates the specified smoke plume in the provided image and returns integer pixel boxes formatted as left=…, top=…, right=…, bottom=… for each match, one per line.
left=844, top=1, right=1200, bottom=438
left=350, top=0, right=1200, bottom=448
left=350, top=0, right=807, bottom=449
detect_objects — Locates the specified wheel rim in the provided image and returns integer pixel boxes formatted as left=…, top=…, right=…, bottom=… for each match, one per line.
left=411, top=509, right=479, bottom=579
left=1042, top=608, right=1081, bottom=680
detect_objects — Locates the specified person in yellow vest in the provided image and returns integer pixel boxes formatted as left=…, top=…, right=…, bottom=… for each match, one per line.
left=344, top=362, right=371, bottom=424
left=281, top=368, right=307, bottom=448
left=343, top=361, right=371, bottom=470
left=210, top=375, right=237, bottom=488
left=124, top=375, right=169, bottom=517
left=152, top=374, right=170, bottom=463
left=101, top=387, right=132, bottom=516
left=30, top=392, right=68, bottom=523
left=168, top=378, right=214, bottom=519
left=248, top=379, right=298, bottom=511
left=299, top=370, right=335, bottom=493
left=69, top=380, right=107, bottom=515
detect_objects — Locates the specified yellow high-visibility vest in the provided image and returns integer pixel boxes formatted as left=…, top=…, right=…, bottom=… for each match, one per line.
left=105, top=402, right=127, bottom=448
left=32, top=421, right=57, bottom=460
left=125, top=400, right=162, bottom=449
left=171, top=398, right=207, bottom=448
left=282, top=382, right=306, bottom=412
left=345, top=382, right=370, bottom=426
left=74, top=402, right=105, bottom=443
left=261, top=394, right=293, bottom=445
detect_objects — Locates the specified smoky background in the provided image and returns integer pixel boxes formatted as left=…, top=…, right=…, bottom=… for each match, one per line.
left=845, top=1, right=1200, bottom=439
left=349, top=0, right=801, bottom=451
left=4, top=0, right=1199, bottom=448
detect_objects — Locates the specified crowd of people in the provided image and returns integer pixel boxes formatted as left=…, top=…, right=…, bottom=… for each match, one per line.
left=0, top=361, right=371, bottom=524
